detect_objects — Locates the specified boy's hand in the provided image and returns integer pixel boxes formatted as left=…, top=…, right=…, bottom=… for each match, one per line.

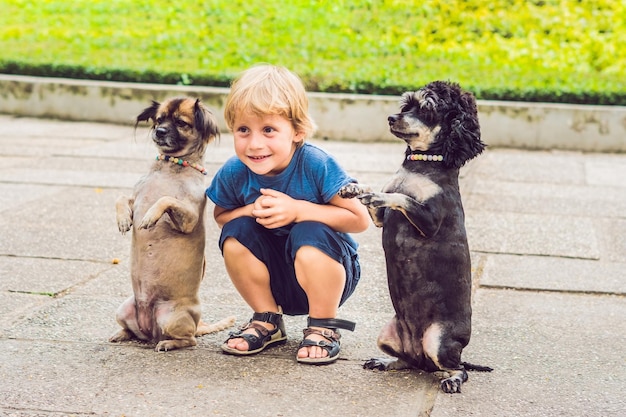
left=252, top=188, right=299, bottom=229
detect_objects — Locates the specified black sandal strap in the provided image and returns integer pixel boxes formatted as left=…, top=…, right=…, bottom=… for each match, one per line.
left=298, top=328, right=343, bottom=364
left=252, top=310, right=283, bottom=327
left=307, top=317, right=356, bottom=332
left=300, top=336, right=338, bottom=348
left=303, top=327, right=340, bottom=342
left=229, top=321, right=268, bottom=338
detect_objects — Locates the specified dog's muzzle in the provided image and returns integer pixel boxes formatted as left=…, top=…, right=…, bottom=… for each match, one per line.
left=388, top=114, right=401, bottom=124
left=155, top=127, right=169, bottom=139
left=153, top=126, right=179, bottom=149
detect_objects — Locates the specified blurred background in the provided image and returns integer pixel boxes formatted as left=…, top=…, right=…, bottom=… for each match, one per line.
left=2, top=0, right=625, bottom=105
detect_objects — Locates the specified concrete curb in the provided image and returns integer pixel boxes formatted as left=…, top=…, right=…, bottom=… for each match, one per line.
left=1, top=74, right=625, bottom=152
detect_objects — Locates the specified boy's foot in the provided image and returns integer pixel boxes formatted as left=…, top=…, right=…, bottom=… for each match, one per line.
left=296, top=326, right=341, bottom=364
left=296, top=317, right=356, bottom=365
left=221, top=311, right=287, bottom=355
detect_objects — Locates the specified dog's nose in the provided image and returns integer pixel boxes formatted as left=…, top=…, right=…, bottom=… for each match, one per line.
left=155, top=127, right=168, bottom=138
left=388, top=115, right=399, bottom=124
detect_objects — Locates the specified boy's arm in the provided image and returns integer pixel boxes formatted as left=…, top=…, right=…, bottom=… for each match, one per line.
left=303, top=193, right=371, bottom=233
left=213, top=204, right=255, bottom=228
left=252, top=188, right=370, bottom=233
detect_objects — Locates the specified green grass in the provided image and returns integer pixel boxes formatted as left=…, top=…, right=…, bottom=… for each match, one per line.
left=1, top=0, right=625, bottom=104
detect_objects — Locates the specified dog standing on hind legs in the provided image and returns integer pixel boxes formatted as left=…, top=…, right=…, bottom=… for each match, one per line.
left=339, top=81, right=492, bottom=393
left=110, top=97, right=235, bottom=352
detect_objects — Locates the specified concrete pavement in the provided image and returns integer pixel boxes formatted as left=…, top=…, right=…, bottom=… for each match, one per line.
left=0, top=114, right=624, bottom=416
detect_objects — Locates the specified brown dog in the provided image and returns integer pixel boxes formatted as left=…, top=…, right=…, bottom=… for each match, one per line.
left=110, top=97, right=235, bottom=352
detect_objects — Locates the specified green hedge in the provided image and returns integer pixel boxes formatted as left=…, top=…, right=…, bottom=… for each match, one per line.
left=2, top=0, right=625, bottom=105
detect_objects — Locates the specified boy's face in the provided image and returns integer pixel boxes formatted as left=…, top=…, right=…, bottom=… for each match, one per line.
left=232, top=111, right=304, bottom=176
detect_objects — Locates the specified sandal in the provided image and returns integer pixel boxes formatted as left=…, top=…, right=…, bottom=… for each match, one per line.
left=297, top=317, right=356, bottom=365
left=221, top=310, right=287, bottom=356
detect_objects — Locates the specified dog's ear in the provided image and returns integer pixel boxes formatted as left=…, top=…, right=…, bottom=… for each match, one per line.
left=135, top=100, right=160, bottom=129
left=193, top=99, right=220, bottom=142
left=439, top=89, right=485, bottom=169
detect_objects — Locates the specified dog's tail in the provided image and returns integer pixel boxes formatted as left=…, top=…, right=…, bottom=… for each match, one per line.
left=195, top=316, right=236, bottom=336
left=461, top=361, right=493, bottom=372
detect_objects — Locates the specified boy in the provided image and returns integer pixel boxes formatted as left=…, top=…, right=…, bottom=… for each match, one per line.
left=206, top=64, right=369, bottom=364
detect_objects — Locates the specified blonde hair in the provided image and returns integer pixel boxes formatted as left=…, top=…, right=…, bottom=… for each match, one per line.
left=224, top=64, right=317, bottom=144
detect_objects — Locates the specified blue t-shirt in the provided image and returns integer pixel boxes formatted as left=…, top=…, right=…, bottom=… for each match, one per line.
left=206, top=142, right=357, bottom=246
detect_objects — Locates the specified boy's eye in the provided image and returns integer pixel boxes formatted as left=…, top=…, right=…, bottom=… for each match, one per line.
left=237, top=126, right=250, bottom=133
left=263, top=126, right=275, bottom=134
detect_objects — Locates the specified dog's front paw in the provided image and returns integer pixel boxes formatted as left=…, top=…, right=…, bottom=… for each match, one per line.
left=117, top=218, right=132, bottom=235
left=139, top=207, right=161, bottom=230
left=115, top=196, right=133, bottom=235
left=338, top=183, right=371, bottom=199
left=138, top=216, right=157, bottom=230
left=357, top=192, right=385, bottom=208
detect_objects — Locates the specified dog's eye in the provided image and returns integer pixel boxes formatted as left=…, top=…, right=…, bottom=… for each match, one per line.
left=176, top=119, right=191, bottom=128
left=156, top=116, right=164, bottom=124
left=418, top=110, right=439, bottom=126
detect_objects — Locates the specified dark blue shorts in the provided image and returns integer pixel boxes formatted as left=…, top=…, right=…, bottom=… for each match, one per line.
left=218, top=217, right=361, bottom=315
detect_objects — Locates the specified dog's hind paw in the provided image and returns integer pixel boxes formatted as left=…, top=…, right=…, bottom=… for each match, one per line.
left=440, top=369, right=468, bottom=394
left=109, top=328, right=134, bottom=343
left=338, top=183, right=372, bottom=199
left=441, top=378, right=462, bottom=393
left=363, top=357, right=397, bottom=371
left=155, top=338, right=196, bottom=352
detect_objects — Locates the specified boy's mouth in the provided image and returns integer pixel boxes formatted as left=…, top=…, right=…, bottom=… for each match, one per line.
left=249, top=155, right=270, bottom=161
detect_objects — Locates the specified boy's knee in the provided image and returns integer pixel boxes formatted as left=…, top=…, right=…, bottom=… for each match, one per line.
left=222, top=236, right=246, bottom=255
left=219, top=216, right=262, bottom=253
left=295, top=245, right=331, bottom=264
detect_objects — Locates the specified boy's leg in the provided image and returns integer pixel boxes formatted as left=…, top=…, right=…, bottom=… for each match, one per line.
left=294, top=245, right=346, bottom=360
left=287, top=221, right=360, bottom=361
left=220, top=218, right=282, bottom=353
left=223, top=237, right=278, bottom=314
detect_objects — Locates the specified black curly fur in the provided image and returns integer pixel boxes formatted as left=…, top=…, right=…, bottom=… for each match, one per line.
left=408, top=81, right=485, bottom=169
left=358, top=81, right=490, bottom=393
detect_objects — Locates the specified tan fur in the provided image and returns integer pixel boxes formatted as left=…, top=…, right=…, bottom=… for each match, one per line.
left=110, top=97, right=235, bottom=352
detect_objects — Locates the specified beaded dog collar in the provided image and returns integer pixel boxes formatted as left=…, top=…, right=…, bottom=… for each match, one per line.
left=156, top=154, right=207, bottom=175
left=407, top=153, right=444, bottom=162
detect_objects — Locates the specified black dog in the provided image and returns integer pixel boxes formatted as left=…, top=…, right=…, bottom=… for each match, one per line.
left=339, top=81, right=491, bottom=393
